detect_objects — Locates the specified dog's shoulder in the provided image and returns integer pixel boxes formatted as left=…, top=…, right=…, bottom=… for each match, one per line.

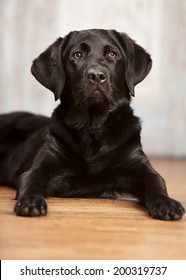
left=104, top=101, right=141, bottom=141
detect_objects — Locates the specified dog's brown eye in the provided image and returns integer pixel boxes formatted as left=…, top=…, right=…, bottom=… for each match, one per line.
left=72, top=51, right=82, bottom=60
left=108, top=51, right=117, bottom=58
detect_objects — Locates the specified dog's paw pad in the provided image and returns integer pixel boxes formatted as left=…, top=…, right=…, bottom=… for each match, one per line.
left=148, top=197, right=185, bottom=220
left=14, top=195, right=47, bottom=217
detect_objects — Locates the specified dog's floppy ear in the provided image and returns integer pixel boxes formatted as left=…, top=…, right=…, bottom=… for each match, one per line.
left=119, top=33, right=152, bottom=97
left=31, top=38, right=65, bottom=101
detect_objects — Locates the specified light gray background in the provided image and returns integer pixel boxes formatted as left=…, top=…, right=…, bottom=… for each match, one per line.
left=0, top=0, right=186, bottom=156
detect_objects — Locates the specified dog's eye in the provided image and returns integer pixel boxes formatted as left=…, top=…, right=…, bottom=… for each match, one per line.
left=108, top=51, right=117, bottom=59
left=72, top=51, right=83, bottom=60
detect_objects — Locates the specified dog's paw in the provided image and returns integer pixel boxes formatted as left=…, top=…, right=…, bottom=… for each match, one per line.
left=14, top=195, right=47, bottom=217
left=148, top=196, right=185, bottom=220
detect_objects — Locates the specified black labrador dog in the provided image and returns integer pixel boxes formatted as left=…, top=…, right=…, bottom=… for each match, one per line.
left=0, top=29, right=184, bottom=219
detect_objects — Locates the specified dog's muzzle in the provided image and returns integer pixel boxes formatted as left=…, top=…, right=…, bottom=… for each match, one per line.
left=85, top=67, right=112, bottom=104
left=73, top=67, right=114, bottom=110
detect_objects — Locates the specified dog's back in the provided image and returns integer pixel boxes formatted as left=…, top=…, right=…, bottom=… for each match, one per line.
left=0, top=112, right=49, bottom=186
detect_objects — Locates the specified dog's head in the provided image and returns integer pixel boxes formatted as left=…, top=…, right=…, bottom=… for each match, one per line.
left=31, top=29, right=152, bottom=110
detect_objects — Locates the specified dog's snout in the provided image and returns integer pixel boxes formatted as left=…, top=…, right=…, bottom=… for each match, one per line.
left=87, top=68, right=107, bottom=84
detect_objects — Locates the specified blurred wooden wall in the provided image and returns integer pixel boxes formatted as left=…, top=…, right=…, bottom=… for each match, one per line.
left=0, top=0, right=186, bottom=156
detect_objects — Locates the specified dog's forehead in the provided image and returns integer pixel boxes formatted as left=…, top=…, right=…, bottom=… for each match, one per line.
left=67, top=29, right=119, bottom=48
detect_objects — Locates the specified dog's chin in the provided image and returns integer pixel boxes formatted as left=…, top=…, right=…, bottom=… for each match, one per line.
left=89, top=90, right=105, bottom=104
left=74, top=89, right=114, bottom=112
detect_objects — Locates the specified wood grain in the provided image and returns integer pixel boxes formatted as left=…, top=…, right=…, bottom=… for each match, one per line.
left=0, top=159, right=186, bottom=260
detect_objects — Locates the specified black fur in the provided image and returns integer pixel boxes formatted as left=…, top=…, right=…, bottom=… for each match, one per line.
left=0, top=29, right=184, bottom=219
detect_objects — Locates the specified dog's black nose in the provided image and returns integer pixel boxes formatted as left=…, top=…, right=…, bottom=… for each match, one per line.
left=87, top=68, right=107, bottom=84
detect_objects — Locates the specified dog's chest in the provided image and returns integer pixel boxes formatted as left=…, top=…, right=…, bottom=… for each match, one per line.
left=58, top=104, right=140, bottom=175
left=78, top=125, right=122, bottom=174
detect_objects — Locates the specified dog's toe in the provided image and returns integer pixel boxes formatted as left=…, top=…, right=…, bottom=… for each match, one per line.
left=14, top=195, right=47, bottom=217
left=148, top=196, right=185, bottom=220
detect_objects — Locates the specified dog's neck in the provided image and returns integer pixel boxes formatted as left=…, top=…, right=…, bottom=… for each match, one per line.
left=50, top=100, right=140, bottom=162
left=58, top=99, right=130, bottom=131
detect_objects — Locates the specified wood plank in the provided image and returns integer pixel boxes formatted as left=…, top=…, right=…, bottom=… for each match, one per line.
left=0, top=159, right=186, bottom=259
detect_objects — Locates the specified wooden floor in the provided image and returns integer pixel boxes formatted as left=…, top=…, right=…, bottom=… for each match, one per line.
left=0, top=158, right=186, bottom=260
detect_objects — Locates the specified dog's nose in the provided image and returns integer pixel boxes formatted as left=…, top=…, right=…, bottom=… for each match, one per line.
left=87, top=68, right=107, bottom=84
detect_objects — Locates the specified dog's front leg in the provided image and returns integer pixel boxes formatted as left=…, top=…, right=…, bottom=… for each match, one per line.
left=14, top=169, right=47, bottom=216
left=142, top=173, right=185, bottom=220
left=128, top=154, right=185, bottom=220
left=13, top=141, right=61, bottom=217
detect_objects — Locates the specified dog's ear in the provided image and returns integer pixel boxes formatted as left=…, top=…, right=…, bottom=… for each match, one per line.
left=31, top=38, right=65, bottom=101
left=119, top=33, right=152, bottom=97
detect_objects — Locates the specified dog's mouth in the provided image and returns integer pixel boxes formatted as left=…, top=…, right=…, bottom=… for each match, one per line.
left=73, top=82, right=115, bottom=111
left=89, top=82, right=114, bottom=102
left=85, top=88, right=114, bottom=111
left=89, top=89, right=104, bottom=103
